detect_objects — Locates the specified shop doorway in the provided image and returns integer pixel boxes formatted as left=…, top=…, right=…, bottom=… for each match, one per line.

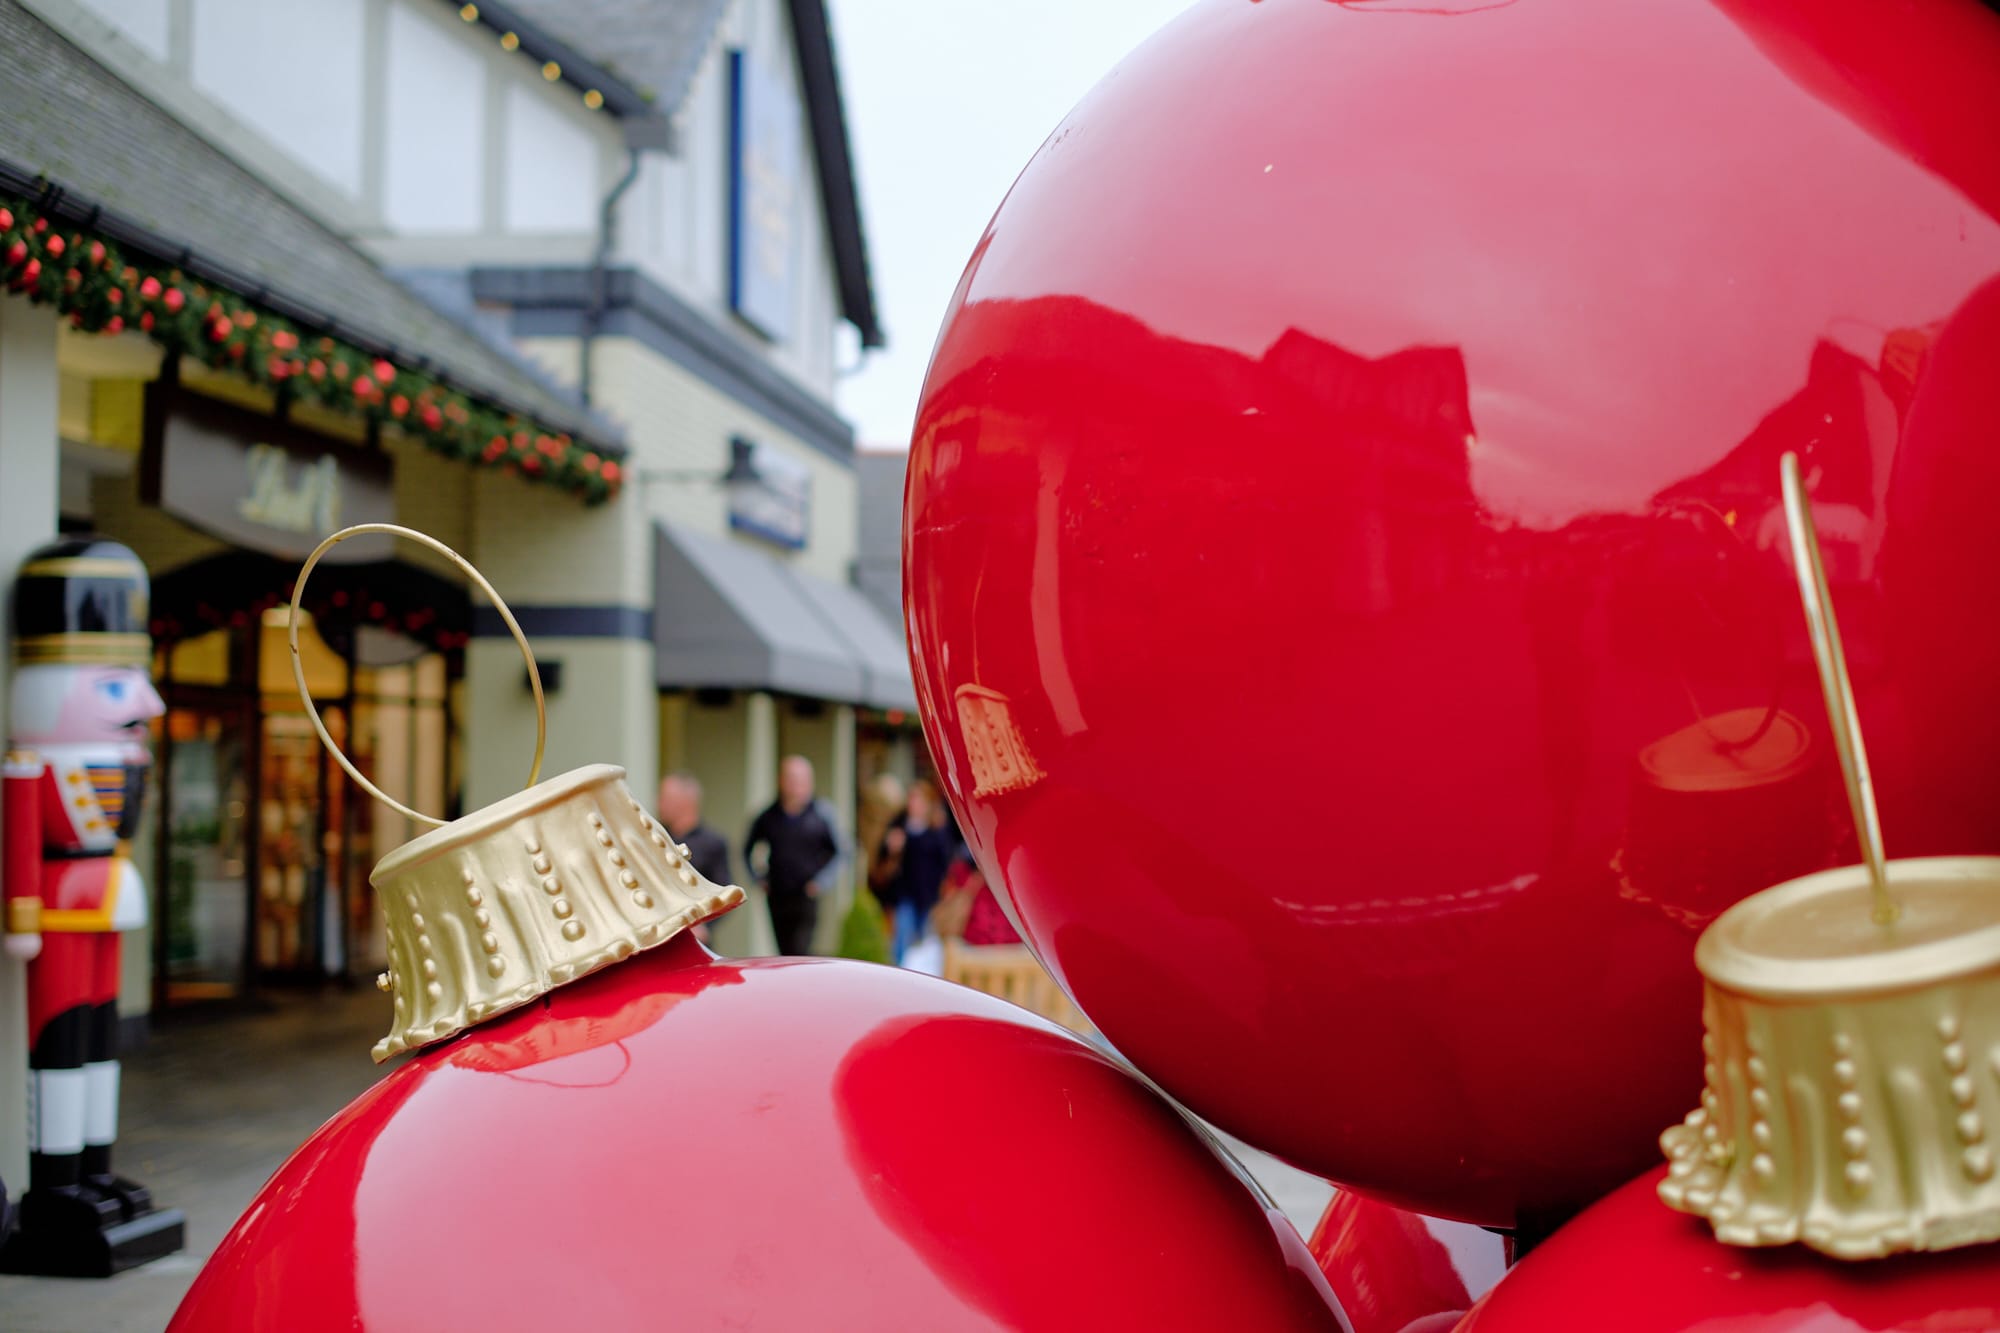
left=148, top=553, right=468, bottom=1011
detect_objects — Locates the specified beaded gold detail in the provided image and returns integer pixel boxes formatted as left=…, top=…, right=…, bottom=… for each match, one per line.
left=368, top=765, right=744, bottom=1062
left=1659, top=858, right=2000, bottom=1259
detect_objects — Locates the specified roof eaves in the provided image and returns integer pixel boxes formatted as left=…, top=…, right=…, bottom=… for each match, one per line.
left=785, top=0, right=883, bottom=349
left=445, top=0, right=667, bottom=131
left=1, top=162, right=626, bottom=458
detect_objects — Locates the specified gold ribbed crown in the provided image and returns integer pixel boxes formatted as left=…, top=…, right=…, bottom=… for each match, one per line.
left=1659, top=856, right=2000, bottom=1258
left=370, top=764, right=743, bottom=1062
left=1657, top=452, right=2000, bottom=1260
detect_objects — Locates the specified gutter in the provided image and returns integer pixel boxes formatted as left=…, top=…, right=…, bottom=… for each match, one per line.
left=581, top=147, right=644, bottom=408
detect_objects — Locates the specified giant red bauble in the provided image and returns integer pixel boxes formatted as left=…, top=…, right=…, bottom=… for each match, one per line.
left=1455, top=1168, right=2000, bottom=1331
left=167, top=933, right=1346, bottom=1330
left=904, top=0, right=2000, bottom=1227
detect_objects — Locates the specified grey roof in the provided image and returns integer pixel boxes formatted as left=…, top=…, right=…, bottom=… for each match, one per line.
left=854, top=449, right=906, bottom=631
left=654, top=522, right=913, bottom=710
left=497, top=0, right=732, bottom=117
left=0, top=0, right=623, bottom=453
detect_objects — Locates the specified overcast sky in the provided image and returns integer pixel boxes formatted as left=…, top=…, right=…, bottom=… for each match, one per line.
left=827, top=0, right=1194, bottom=450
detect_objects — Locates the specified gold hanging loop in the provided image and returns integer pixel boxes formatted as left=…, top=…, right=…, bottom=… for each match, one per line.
left=288, top=523, right=545, bottom=828
left=1778, top=452, right=1894, bottom=925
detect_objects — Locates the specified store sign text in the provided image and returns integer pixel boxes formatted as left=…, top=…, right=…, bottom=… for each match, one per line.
left=239, top=445, right=342, bottom=536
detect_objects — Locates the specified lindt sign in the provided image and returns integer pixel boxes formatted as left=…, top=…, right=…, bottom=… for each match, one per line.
left=142, top=385, right=394, bottom=562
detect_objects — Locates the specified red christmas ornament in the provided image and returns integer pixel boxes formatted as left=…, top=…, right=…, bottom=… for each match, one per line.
left=43, top=233, right=62, bottom=258
left=19, top=258, right=40, bottom=286
left=389, top=393, right=409, bottom=418
left=418, top=402, right=443, bottom=430
left=138, top=312, right=153, bottom=333
left=138, top=275, right=160, bottom=300
left=4, top=240, right=24, bottom=268
left=105, top=287, right=120, bottom=306
left=170, top=933, right=1345, bottom=1330
left=161, top=287, right=183, bottom=313
left=372, top=358, right=395, bottom=385
left=903, top=0, right=2000, bottom=1227
left=0, top=206, right=12, bottom=229
left=352, top=374, right=377, bottom=400
left=88, top=240, right=104, bottom=266
left=1309, top=1192, right=1504, bottom=1333
left=306, top=359, right=325, bottom=382
left=1456, top=1168, right=2000, bottom=1331
left=104, top=316, right=122, bottom=336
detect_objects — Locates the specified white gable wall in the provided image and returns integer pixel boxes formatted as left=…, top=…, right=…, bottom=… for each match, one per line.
left=623, top=0, right=841, bottom=401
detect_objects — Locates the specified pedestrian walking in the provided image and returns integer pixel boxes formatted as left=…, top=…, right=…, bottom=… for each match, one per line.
left=869, top=780, right=956, bottom=965
left=743, top=756, right=848, bottom=956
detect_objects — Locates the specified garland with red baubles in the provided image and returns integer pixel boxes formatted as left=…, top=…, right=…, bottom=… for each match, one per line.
left=0, top=195, right=622, bottom=505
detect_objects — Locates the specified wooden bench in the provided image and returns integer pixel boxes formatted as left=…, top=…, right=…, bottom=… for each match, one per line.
left=941, top=938, right=1094, bottom=1037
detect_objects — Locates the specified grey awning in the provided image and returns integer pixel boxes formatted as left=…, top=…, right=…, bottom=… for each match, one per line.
left=797, top=575, right=916, bottom=712
left=654, top=523, right=913, bottom=710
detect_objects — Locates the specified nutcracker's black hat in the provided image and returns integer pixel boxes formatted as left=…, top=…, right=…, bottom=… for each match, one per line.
left=11, top=536, right=151, bottom=667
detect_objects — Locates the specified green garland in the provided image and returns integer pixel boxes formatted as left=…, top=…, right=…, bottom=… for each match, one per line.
left=0, top=194, right=622, bottom=505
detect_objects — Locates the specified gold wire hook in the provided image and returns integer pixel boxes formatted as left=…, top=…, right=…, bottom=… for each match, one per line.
left=1779, top=452, right=1896, bottom=926
left=289, top=524, right=546, bottom=829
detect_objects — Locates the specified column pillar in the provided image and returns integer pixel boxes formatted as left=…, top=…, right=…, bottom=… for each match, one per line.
left=707, top=692, right=777, bottom=957
left=0, top=300, right=61, bottom=1190
left=813, top=704, right=858, bottom=954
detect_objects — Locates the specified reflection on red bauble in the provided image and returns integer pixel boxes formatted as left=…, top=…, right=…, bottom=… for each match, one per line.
left=1456, top=1168, right=2000, bottom=1331
left=168, top=935, right=1346, bottom=1330
left=1309, top=1191, right=1506, bottom=1333
left=904, top=0, right=2000, bottom=1226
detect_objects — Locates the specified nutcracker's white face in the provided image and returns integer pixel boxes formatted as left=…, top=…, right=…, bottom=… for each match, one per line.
left=9, top=663, right=164, bottom=750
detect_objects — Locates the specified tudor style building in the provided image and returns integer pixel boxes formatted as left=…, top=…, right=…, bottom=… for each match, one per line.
left=0, top=0, right=896, bottom=1187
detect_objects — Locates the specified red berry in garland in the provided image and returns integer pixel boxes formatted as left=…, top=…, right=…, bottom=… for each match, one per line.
left=372, top=359, right=395, bottom=385
left=21, top=258, right=40, bottom=285
left=162, top=287, right=184, bottom=312
left=389, top=394, right=409, bottom=418
left=0, top=207, right=13, bottom=229
left=5, top=241, right=25, bottom=268
left=44, top=233, right=62, bottom=257
left=139, top=312, right=154, bottom=332
left=106, top=287, right=121, bottom=305
left=419, top=402, right=442, bottom=430
left=89, top=241, right=104, bottom=266
left=307, top=359, right=326, bottom=382
left=105, top=316, right=123, bottom=335
left=139, top=275, right=161, bottom=299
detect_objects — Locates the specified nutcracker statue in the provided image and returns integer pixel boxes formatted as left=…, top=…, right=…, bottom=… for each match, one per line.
left=1, top=537, right=184, bottom=1276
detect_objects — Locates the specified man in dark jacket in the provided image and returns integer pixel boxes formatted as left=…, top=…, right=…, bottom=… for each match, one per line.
left=743, top=755, right=848, bottom=955
left=659, top=771, right=732, bottom=887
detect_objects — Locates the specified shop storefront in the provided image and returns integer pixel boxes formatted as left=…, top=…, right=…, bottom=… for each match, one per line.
left=80, top=379, right=476, bottom=1008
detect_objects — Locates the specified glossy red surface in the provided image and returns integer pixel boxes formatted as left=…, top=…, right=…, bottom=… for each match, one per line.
left=904, top=0, right=2000, bottom=1227
left=167, top=934, right=1347, bottom=1331
left=1456, top=1168, right=2000, bottom=1330
left=1309, top=1192, right=1505, bottom=1333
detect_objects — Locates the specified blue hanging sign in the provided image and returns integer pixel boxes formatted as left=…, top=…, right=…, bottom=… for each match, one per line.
left=729, top=49, right=800, bottom=342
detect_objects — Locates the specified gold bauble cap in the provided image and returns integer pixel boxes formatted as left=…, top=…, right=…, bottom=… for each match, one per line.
left=278, top=525, right=743, bottom=1064
left=1659, top=856, right=2000, bottom=1258
left=1657, top=453, right=2000, bottom=1260
left=370, top=764, right=743, bottom=1063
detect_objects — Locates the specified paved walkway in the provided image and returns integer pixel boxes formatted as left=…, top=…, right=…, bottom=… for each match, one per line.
left=0, top=982, right=1332, bottom=1333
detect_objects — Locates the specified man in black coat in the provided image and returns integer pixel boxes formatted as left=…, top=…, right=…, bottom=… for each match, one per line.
left=743, top=756, right=848, bottom=956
